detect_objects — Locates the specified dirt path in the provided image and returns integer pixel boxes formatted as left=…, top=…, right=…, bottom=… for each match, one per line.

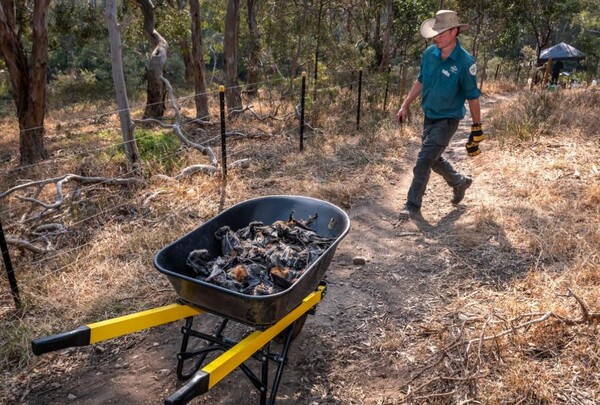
left=19, top=95, right=506, bottom=405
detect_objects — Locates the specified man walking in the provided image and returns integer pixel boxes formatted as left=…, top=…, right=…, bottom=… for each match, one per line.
left=396, top=10, right=484, bottom=221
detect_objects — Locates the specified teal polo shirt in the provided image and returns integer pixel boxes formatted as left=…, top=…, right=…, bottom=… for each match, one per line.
left=417, top=39, right=481, bottom=120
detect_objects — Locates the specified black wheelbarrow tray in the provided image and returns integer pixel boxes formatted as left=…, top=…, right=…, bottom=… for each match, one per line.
left=31, top=195, right=350, bottom=405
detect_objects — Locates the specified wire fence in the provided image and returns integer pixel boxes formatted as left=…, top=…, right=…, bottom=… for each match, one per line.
left=0, top=66, right=414, bottom=309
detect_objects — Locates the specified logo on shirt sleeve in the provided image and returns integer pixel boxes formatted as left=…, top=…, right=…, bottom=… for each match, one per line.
left=469, top=64, right=477, bottom=76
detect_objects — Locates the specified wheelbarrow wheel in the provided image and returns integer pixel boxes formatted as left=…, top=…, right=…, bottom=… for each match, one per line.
left=275, top=313, right=308, bottom=343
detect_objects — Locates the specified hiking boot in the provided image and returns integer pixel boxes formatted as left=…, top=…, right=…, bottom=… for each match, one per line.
left=398, top=206, right=423, bottom=221
left=451, top=176, right=472, bottom=204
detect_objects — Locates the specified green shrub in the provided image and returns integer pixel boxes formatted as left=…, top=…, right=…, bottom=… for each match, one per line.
left=47, top=69, right=102, bottom=108
left=98, top=128, right=182, bottom=174
left=135, top=129, right=182, bottom=172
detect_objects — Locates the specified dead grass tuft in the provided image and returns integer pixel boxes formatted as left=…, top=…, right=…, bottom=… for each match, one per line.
left=482, top=78, right=523, bottom=95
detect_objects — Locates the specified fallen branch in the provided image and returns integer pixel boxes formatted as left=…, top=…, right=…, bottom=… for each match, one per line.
left=304, top=122, right=325, bottom=134
left=400, top=321, right=468, bottom=390
left=228, top=104, right=287, bottom=121
left=468, top=294, right=599, bottom=346
left=0, top=175, right=140, bottom=203
left=0, top=175, right=140, bottom=220
left=226, top=131, right=249, bottom=138
left=461, top=292, right=600, bottom=349
left=185, top=117, right=214, bottom=126
left=229, top=158, right=251, bottom=169
left=403, top=291, right=599, bottom=398
left=174, top=164, right=217, bottom=180
left=141, top=191, right=166, bottom=207
left=565, top=289, right=596, bottom=323
left=5, top=235, right=51, bottom=254
left=32, top=223, right=66, bottom=236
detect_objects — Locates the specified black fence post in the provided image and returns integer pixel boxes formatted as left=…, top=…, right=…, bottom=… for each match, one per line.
left=494, top=63, right=501, bottom=80
left=219, top=85, right=227, bottom=182
left=383, top=65, right=391, bottom=112
left=0, top=219, right=20, bottom=308
left=300, top=72, right=306, bottom=152
left=356, top=67, right=363, bottom=130
left=515, top=63, right=521, bottom=83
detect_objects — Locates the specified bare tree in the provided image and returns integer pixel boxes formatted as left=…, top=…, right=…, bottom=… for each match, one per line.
left=224, top=0, right=242, bottom=112
left=0, top=0, right=50, bottom=165
left=105, top=0, right=140, bottom=170
left=190, top=0, right=209, bottom=120
left=380, top=0, right=393, bottom=71
left=313, top=0, right=324, bottom=98
left=246, top=0, right=261, bottom=96
left=135, top=0, right=169, bottom=119
left=289, top=0, right=308, bottom=90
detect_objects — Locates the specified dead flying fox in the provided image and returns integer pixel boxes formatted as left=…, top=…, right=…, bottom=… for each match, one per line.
left=186, top=212, right=334, bottom=295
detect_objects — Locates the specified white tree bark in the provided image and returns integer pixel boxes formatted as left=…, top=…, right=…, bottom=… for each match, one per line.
left=190, top=0, right=210, bottom=119
left=104, top=0, right=140, bottom=171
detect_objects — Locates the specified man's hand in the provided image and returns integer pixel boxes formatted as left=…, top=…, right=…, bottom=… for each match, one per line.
left=465, top=140, right=481, bottom=157
left=470, top=122, right=485, bottom=143
left=396, top=106, right=408, bottom=123
left=465, top=122, right=484, bottom=157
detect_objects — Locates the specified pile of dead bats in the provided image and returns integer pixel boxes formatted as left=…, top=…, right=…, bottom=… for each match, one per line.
left=187, top=212, right=334, bottom=295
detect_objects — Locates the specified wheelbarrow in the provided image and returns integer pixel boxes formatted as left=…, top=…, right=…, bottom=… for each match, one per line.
left=31, top=195, right=350, bottom=405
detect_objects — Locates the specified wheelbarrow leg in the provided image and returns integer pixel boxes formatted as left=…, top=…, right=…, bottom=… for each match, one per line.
left=267, top=320, right=296, bottom=405
left=167, top=287, right=325, bottom=404
left=177, top=316, right=230, bottom=380
left=260, top=344, right=269, bottom=405
left=204, top=321, right=296, bottom=405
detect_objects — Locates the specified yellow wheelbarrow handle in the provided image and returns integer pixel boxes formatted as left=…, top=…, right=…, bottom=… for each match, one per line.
left=32, top=303, right=202, bottom=355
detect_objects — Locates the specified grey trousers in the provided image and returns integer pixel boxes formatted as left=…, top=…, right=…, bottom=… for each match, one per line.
left=406, top=117, right=465, bottom=210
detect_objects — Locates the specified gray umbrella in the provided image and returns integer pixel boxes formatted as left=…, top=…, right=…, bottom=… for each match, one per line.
left=538, top=42, right=586, bottom=62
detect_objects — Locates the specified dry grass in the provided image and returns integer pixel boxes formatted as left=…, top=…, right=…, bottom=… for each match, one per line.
left=1, top=81, right=600, bottom=404
left=481, top=77, right=523, bottom=95
left=0, top=84, right=409, bottom=365
left=488, top=87, right=600, bottom=144
left=392, top=86, right=600, bottom=403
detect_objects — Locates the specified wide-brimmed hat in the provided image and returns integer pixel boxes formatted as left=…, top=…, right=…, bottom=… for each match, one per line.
left=420, top=10, right=469, bottom=39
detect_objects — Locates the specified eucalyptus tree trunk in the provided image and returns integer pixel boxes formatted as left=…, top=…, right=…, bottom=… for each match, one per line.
left=181, top=40, right=194, bottom=83
left=174, top=1, right=193, bottom=84
left=380, top=0, right=393, bottom=71
left=246, top=0, right=261, bottom=96
left=289, top=0, right=308, bottom=92
left=189, top=0, right=209, bottom=120
left=224, top=0, right=241, bottom=113
left=373, top=3, right=381, bottom=65
left=471, top=2, right=484, bottom=59
left=313, top=0, right=323, bottom=98
left=0, top=0, right=49, bottom=165
left=105, top=0, right=140, bottom=170
left=136, top=0, right=168, bottom=119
